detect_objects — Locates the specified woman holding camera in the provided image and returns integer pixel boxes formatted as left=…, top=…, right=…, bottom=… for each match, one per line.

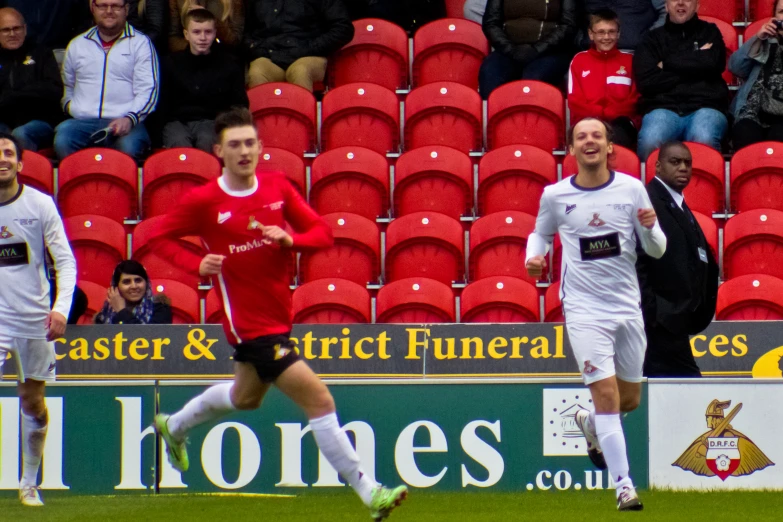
left=729, top=0, right=783, bottom=151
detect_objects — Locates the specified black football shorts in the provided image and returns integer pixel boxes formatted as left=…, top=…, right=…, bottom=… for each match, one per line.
left=232, top=333, right=300, bottom=382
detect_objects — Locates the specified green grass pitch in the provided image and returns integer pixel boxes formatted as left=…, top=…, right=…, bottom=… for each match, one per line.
left=2, top=490, right=782, bottom=521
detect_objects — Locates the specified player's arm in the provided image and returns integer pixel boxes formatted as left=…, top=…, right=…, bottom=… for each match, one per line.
left=634, top=187, right=667, bottom=259
left=525, top=191, right=557, bottom=277
left=274, top=180, right=334, bottom=252
left=42, top=198, right=76, bottom=340
left=147, top=191, right=212, bottom=275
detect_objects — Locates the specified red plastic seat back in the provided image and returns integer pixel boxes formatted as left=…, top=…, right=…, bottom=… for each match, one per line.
left=730, top=142, right=783, bottom=213
left=412, top=18, right=489, bottom=89
left=404, top=82, right=482, bottom=153
left=293, top=278, right=372, bottom=324
left=478, top=145, right=557, bottom=215
left=150, top=278, right=200, bottom=324
left=724, top=209, right=783, bottom=280
left=716, top=274, right=783, bottom=320
left=205, top=287, right=224, bottom=323
left=77, top=280, right=107, bottom=324
left=257, top=147, right=306, bottom=195
left=247, top=82, right=317, bottom=154
left=64, top=214, right=126, bottom=285
left=321, top=83, right=400, bottom=154
left=469, top=211, right=537, bottom=283
left=487, top=80, right=565, bottom=151
left=376, top=277, right=455, bottom=323
left=20, top=150, right=53, bottom=195
left=562, top=144, right=641, bottom=180
left=142, top=148, right=220, bottom=218
left=544, top=282, right=564, bottom=322
left=699, top=0, right=740, bottom=23
left=131, top=216, right=205, bottom=287
left=752, top=1, right=776, bottom=22
left=461, top=276, right=540, bottom=323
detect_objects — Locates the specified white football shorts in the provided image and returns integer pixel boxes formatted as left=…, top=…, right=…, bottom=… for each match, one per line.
left=0, top=334, right=56, bottom=383
left=565, top=315, right=646, bottom=385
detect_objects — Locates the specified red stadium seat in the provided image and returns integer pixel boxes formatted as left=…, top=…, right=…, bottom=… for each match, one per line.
left=562, top=144, right=641, bottom=179
left=730, top=142, right=783, bottom=213
left=292, top=278, right=372, bottom=323
left=57, top=148, right=138, bottom=223
left=444, top=0, right=467, bottom=18
left=385, top=212, right=465, bottom=285
left=258, top=147, right=306, bottom=195
left=693, top=210, right=719, bottom=258
left=544, top=282, right=564, bottom=322
left=376, top=277, right=455, bottom=323
left=77, top=280, right=107, bottom=324
left=64, top=215, right=126, bottom=286
left=724, top=209, right=783, bottom=280
left=751, top=0, right=775, bottom=22
left=150, top=279, right=200, bottom=324
left=461, top=276, right=540, bottom=323
left=321, top=83, right=400, bottom=154
left=131, top=216, right=206, bottom=287
left=310, top=146, right=390, bottom=220
left=299, top=212, right=380, bottom=286
left=404, top=82, right=482, bottom=153
left=716, top=274, right=783, bottom=320
left=700, top=16, right=739, bottom=84
left=329, top=19, right=408, bottom=91
left=744, top=19, right=769, bottom=41
left=19, top=150, right=53, bottom=195
left=488, top=80, right=565, bottom=152
left=646, top=142, right=725, bottom=216
left=142, top=148, right=221, bottom=218
left=469, top=211, right=537, bottom=283
left=699, top=0, right=740, bottom=23
left=394, top=146, right=473, bottom=219
left=247, top=83, right=317, bottom=155
left=412, top=18, right=489, bottom=89
left=477, top=145, right=557, bottom=216
left=205, top=287, right=224, bottom=323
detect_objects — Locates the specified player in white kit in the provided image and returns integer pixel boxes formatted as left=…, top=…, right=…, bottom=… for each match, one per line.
left=525, top=118, right=666, bottom=510
left=0, top=133, right=76, bottom=506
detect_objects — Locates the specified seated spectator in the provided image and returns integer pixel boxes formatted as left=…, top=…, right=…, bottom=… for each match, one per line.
left=0, top=8, right=63, bottom=152
left=127, top=0, right=167, bottom=50
left=160, top=8, right=248, bottom=151
left=634, top=0, right=728, bottom=161
left=244, top=0, right=354, bottom=91
left=479, top=0, right=577, bottom=98
left=568, top=9, right=640, bottom=149
left=463, top=0, right=486, bottom=25
left=94, top=260, right=173, bottom=324
left=729, top=1, right=783, bottom=151
left=54, top=0, right=159, bottom=161
left=168, top=0, right=244, bottom=53
left=577, top=1, right=666, bottom=51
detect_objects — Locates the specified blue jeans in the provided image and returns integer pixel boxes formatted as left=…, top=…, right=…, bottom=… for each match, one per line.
left=479, top=50, right=572, bottom=99
left=0, top=120, right=54, bottom=152
left=637, top=108, right=727, bottom=161
left=53, top=118, right=151, bottom=161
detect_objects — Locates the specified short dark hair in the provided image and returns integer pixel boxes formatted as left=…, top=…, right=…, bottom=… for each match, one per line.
left=214, top=107, right=256, bottom=141
left=658, top=140, right=690, bottom=161
left=567, top=117, right=614, bottom=147
left=0, top=132, right=23, bottom=159
left=184, top=7, right=217, bottom=28
left=588, top=9, right=620, bottom=30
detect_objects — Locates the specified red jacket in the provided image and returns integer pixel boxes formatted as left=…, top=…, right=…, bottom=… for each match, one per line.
left=568, top=47, right=640, bottom=128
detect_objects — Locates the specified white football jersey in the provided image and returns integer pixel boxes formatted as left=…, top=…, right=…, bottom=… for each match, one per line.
left=0, top=185, right=76, bottom=338
left=526, top=172, right=666, bottom=320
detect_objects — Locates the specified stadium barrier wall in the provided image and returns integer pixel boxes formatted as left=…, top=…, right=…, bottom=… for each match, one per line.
left=0, top=379, right=648, bottom=495
left=12, top=321, right=783, bottom=379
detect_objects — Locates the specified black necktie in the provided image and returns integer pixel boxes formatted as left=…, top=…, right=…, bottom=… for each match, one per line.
left=681, top=200, right=697, bottom=229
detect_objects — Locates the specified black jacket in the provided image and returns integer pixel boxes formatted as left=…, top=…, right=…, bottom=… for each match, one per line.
left=633, top=15, right=728, bottom=115
left=160, top=48, right=249, bottom=123
left=636, top=178, right=719, bottom=337
left=0, top=43, right=63, bottom=128
left=127, top=0, right=168, bottom=50
left=244, top=0, right=354, bottom=68
left=109, top=301, right=173, bottom=325
left=483, top=0, right=577, bottom=64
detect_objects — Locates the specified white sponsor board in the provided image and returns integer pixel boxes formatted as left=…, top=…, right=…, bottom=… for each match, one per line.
left=542, top=388, right=593, bottom=456
left=649, top=381, right=783, bottom=490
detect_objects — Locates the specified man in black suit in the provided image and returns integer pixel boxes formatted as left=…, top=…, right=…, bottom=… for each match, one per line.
left=636, top=141, right=719, bottom=377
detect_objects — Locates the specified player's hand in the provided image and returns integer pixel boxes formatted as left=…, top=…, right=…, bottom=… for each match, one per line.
left=199, top=254, right=226, bottom=276
left=526, top=255, right=547, bottom=278
left=108, top=117, right=133, bottom=137
left=758, top=19, right=779, bottom=40
left=46, top=311, right=67, bottom=341
left=637, top=208, right=657, bottom=229
left=262, top=225, right=294, bottom=247
left=107, top=286, right=126, bottom=312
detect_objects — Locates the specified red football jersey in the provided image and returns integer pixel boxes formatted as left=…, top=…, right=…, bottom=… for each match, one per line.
left=151, top=172, right=333, bottom=344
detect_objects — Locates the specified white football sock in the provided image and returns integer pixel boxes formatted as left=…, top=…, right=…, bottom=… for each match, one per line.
left=21, top=410, right=48, bottom=488
left=167, top=383, right=235, bottom=440
left=594, top=413, right=634, bottom=495
left=310, top=412, right=377, bottom=506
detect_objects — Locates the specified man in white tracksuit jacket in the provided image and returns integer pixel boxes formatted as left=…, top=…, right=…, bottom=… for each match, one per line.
left=54, top=0, right=159, bottom=160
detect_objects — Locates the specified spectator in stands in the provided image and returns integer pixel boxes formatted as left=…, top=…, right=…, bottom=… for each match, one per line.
left=127, top=0, right=167, bottom=50
left=0, top=0, right=91, bottom=49
left=479, top=0, right=577, bottom=98
left=160, top=8, right=248, bottom=151
left=244, top=0, right=354, bottom=91
left=54, top=0, right=159, bottom=161
left=94, top=260, right=173, bottom=324
left=729, top=1, right=783, bottom=151
left=168, top=0, right=244, bottom=53
left=568, top=9, right=640, bottom=149
left=0, top=8, right=63, bottom=152
left=577, top=1, right=666, bottom=51
left=634, top=0, right=729, bottom=161
left=463, top=0, right=485, bottom=25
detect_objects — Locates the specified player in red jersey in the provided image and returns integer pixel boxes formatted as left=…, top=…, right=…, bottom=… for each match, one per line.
left=151, top=108, right=407, bottom=520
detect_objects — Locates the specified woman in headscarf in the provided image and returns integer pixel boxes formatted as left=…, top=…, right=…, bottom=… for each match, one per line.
left=94, top=260, right=173, bottom=324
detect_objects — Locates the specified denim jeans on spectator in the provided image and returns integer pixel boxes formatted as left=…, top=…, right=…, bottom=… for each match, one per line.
left=637, top=108, right=727, bottom=161
left=53, top=118, right=151, bottom=161
left=479, top=50, right=572, bottom=99
left=0, top=120, right=54, bottom=152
